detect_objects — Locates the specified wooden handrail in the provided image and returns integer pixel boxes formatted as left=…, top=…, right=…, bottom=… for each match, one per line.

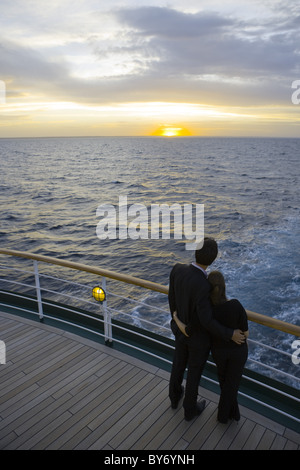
left=1, top=248, right=299, bottom=337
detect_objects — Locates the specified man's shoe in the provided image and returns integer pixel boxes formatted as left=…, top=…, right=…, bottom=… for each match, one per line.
left=184, top=400, right=206, bottom=421
left=171, top=386, right=184, bottom=409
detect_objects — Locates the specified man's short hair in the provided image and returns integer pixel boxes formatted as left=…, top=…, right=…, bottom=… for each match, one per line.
left=195, top=237, right=218, bottom=266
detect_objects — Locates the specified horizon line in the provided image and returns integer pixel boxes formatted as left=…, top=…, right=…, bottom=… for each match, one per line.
left=1, top=135, right=299, bottom=139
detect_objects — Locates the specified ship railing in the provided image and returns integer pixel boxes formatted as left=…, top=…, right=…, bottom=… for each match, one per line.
left=0, top=249, right=299, bottom=429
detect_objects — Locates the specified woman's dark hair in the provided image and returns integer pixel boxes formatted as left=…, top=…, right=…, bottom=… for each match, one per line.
left=208, top=270, right=227, bottom=306
left=195, top=237, right=218, bottom=266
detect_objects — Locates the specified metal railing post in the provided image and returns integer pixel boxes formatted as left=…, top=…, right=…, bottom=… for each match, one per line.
left=33, top=260, right=44, bottom=321
left=102, top=277, right=112, bottom=345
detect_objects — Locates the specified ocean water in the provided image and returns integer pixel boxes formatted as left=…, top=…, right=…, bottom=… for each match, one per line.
left=0, top=136, right=299, bottom=385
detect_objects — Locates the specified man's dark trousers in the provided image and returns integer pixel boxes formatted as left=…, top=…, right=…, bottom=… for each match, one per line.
left=169, top=330, right=210, bottom=413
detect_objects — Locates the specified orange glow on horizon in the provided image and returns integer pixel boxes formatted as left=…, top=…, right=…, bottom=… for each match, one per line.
left=151, top=125, right=192, bottom=137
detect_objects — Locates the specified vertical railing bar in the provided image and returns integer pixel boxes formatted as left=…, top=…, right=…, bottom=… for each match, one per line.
left=33, top=260, right=44, bottom=321
left=102, top=277, right=112, bottom=345
left=107, top=307, right=112, bottom=345
left=102, top=276, right=108, bottom=342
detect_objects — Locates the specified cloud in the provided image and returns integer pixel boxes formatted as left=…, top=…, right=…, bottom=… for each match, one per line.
left=113, top=6, right=299, bottom=77
left=1, top=4, right=299, bottom=109
left=115, top=6, right=234, bottom=38
left=107, top=6, right=299, bottom=105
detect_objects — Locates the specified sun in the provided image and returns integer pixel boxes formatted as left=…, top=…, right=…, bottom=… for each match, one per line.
left=151, top=125, right=192, bottom=137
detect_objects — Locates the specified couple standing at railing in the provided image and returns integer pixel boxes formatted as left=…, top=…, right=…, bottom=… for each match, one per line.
left=168, top=237, right=248, bottom=423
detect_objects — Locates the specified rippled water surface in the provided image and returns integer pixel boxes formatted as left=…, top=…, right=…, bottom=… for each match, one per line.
left=0, top=136, right=299, bottom=384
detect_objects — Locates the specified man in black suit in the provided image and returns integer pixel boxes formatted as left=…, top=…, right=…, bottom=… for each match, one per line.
left=168, top=237, right=245, bottom=421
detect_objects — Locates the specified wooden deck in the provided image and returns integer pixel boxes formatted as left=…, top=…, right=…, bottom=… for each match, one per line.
left=0, top=310, right=299, bottom=451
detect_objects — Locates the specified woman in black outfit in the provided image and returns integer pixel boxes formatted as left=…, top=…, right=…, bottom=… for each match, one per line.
left=173, top=270, right=248, bottom=424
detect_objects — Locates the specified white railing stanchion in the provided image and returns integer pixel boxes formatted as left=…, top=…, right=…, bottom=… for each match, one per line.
left=102, top=277, right=112, bottom=345
left=33, top=260, right=44, bottom=321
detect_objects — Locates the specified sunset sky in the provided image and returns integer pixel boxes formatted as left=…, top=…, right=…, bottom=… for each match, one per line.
left=0, top=0, right=299, bottom=138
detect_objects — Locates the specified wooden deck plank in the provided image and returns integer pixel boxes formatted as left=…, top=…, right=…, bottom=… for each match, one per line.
left=144, top=404, right=192, bottom=450
left=29, top=362, right=129, bottom=447
left=242, top=423, right=266, bottom=450
left=215, top=418, right=246, bottom=450
left=130, top=397, right=183, bottom=450
left=19, top=341, right=84, bottom=374
left=0, top=395, right=55, bottom=439
left=0, top=310, right=299, bottom=451
left=114, top=383, right=169, bottom=450
left=0, top=356, right=109, bottom=423
left=185, top=404, right=225, bottom=449
left=256, top=429, right=276, bottom=450
left=284, top=439, right=299, bottom=450
left=51, top=352, right=109, bottom=400
left=1, top=334, right=66, bottom=377
left=36, top=364, right=139, bottom=450
left=43, top=366, right=145, bottom=449
left=182, top=400, right=215, bottom=440
left=228, top=419, right=256, bottom=450
left=201, top=420, right=233, bottom=450
left=270, top=434, right=287, bottom=450
left=0, top=343, right=85, bottom=405
left=78, top=374, right=160, bottom=450
left=284, top=427, right=300, bottom=446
